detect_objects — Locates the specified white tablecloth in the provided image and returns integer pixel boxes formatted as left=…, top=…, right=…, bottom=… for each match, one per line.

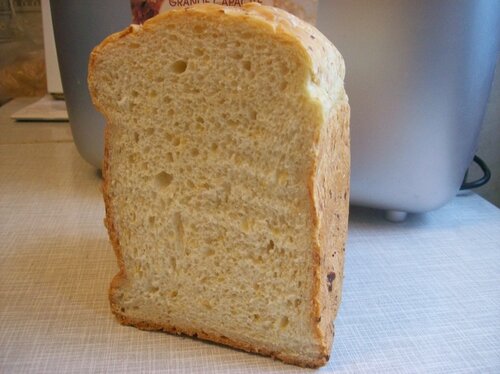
left=1, top=99, right=499, bottom=373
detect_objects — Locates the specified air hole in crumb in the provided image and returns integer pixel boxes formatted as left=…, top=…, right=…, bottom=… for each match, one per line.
left=170, top=257, right=176, bottom=269
left=155, top=171, right=173, bottom=188
left=267, top=240, right=275, bottom=251
left=232, top=153, right=242, bottom=166
left=129, top=43, right=140, bottom=49
left=173, top=212, right=185, bottom=253
left=132, top=90, right=139, bottom=97
left=146, top=128, right=154, bottom=135
left=134, top=132, right=139, bottom=142
left=280, top=316, right=289, bottom=329
left=249, top=110, right=257, bottom=120
left=220, top=182, right=230, bottom=203
left=150, top=286, right=159, bottom=293
left=230, top=51, right=243, bottom=60
left=155, top=76, right=164, bottom=83
left=187, top=180, right=195, bottom=188
left=280, top=82, right=288, bottom=91
left=202, top=301, right=212, bottom=310
left=148, top=216, right=156, bottom=224
left=253, top=314, right=260, bottom=322
left=149, top=90, right=157, bottom=98
left=128, top=153, right=138, bottom=163
left=170, top=290, right=178, bottom=298
left=211, top=143, right=218, bottom=152
left=193, top=24, right=206, bottom=33
left=166, top=152, right=174, bottom=162
left=194, top=47, right=204, bottom=56
left=167, top=108, right=175, bottom=116
left=191, top=148, right=199, bottom=156
left=196, top=116, right=204, bottom=123
left=164, top=96, right=172, bottom=103
left=241, top=219, right=251, bottom=233
left=172, top=137, right=181, bottom=146
left=277, top=169, right=288, bottom=185
left=205, top=248, right=215, bottom=257
left=171, top=60, right=187, bottom=74
left=242, top=60, right=251, bottom=71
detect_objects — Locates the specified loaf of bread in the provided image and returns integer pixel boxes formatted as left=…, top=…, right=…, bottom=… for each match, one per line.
left=88, top=3, right=349, bottom=368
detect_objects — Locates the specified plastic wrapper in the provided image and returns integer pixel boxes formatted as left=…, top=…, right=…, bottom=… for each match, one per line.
left=131, top=0, right=318, bottom=25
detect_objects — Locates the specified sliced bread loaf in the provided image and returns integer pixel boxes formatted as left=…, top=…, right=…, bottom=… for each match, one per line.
left=88, top=3, right=349, bottom=368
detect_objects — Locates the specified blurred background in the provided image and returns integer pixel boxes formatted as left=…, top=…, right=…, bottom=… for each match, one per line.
left=1, top=0, right=498, bottom=207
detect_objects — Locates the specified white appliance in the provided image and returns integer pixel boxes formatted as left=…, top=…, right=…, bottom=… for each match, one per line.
left=41, top=0, right=63, bottom=96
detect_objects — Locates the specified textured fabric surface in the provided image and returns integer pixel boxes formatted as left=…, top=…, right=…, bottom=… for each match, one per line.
left=0, top=98, right=72, bottom=144
left=1, top=102, right=499, bottom=373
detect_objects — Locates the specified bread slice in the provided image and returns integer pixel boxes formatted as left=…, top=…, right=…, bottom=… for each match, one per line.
left=88, top=3, right=349, bottom=368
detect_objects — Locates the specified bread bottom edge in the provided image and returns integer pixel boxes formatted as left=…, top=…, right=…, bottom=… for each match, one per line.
left=109, top=288, right=329, bottom=368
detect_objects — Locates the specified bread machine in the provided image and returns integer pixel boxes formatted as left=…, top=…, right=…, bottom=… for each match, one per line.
left=50, top=0, right=500, bottom=220
left=317, top=0, right=500, bottom=220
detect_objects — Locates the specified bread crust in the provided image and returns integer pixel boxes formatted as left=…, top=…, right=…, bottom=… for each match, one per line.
left=89, top=3, right=349, bottom=368
left=109, top=301, right=328, bottom=368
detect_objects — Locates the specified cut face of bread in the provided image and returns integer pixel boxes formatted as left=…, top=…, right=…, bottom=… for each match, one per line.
left=88, top=3, right=349, bottom=368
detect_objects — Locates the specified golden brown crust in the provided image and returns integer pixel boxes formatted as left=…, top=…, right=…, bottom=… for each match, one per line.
left=306, top=101, right=349, bottom=359
left=88, top=3, right=349, bottom=368
left=313, top=98, right=350, bottom=356
left=108, top=302, right=328, bottom=368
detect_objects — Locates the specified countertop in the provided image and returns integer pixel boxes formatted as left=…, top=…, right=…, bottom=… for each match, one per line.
left=1, top=98, right=499, bottom=373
